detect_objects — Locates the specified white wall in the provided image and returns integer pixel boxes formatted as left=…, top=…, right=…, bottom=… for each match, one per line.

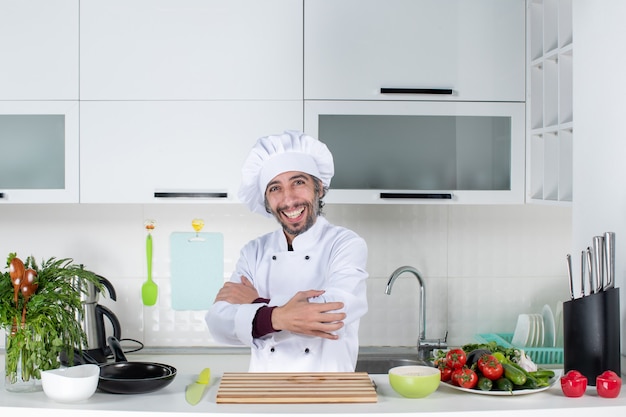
left=572, top=0, right=626, bottom=353
left=0, top=203, right=571, bottom=349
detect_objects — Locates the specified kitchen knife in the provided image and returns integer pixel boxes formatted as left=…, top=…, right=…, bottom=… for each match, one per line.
left=586, top=247, right=594, bottom=295
left=566, top=254, right=574, bottom=299
left=604, top=232, right=615, bottom=290
left=580, top=250, right=587, bottom=297
left=185, top=368, right=211, bottom=406
left=592, top=236, right=605, bottom=293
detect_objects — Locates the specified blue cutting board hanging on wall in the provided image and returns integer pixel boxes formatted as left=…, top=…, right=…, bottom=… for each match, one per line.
left=170, top=232, right=224, bottom=310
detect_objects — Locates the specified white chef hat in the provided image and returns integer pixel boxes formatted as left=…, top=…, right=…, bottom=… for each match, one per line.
left=238, top=130, right=334, bottom=217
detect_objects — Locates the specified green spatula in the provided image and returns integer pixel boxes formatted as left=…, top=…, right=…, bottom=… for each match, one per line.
left=142, top=221, right=158, bottom=306
left=185, top=368, right=211, bottom=405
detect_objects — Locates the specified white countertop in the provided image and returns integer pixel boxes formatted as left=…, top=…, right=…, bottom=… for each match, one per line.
left=2, top=350, right=626, bottom=417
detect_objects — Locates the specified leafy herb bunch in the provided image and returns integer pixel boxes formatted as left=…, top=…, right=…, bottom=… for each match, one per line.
left=1, top=253, right=102, bottom=383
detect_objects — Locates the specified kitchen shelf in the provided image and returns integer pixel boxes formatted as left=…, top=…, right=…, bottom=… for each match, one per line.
left=526, top=0, right=573, bottom=205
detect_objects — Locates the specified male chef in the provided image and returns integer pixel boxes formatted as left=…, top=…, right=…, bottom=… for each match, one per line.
left=206, top=130, right=368, bottom=372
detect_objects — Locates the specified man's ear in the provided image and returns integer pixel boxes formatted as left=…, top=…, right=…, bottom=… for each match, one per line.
left=315, top=178, right=326, bottom=199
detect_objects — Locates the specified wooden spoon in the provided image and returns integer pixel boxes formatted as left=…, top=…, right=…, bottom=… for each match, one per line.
left=9, top=257, right=25, bottom=305
left=20, top=269, right=38, bottom=328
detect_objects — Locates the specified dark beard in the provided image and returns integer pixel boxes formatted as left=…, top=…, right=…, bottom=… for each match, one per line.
left=273, top=195, right=320, bottom=238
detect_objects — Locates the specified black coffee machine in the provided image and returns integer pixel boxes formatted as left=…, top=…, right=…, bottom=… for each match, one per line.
left=62, top=274, right=122, bottom=365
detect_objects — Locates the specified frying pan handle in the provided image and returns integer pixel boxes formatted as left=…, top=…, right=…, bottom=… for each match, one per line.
left=107, top=336, right=129, bottom=362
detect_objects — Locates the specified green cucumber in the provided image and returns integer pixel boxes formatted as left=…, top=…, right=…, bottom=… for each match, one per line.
left=502, top=363, right=527, bottom=386
left=518, top=374, right=539, bottom=389
left=477, top=376, right=493, bottom=391
left=509, top=363, right=554, bottom=388
left=495, top=377, right=514, bottom=392
left=530, top=369, right=555, bottom=379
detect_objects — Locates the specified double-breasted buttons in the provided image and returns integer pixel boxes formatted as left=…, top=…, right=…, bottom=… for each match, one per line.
left=304, top=348, right=310, bottom=354
left=270, top=347, right=275, bottom=353
left=272, top=255, right=311, bottom=260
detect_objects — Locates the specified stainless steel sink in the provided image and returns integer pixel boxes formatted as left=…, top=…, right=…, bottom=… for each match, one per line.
left=355, top=353, right=429, bottom=374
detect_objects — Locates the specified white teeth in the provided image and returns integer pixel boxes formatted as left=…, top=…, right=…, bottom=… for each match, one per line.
left=283, top=207, right=304, bottom=219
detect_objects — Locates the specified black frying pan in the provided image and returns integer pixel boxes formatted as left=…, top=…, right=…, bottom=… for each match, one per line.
left=98, top=337, right=177, bottom=394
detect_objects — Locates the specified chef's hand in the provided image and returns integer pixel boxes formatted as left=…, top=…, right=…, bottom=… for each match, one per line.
left=271, top=290, right=346, bottom=340
left=214, top=276, right=259, bottom=304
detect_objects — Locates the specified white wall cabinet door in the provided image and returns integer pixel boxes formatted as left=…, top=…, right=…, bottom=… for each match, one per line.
left=305, top=100, right=525, bottom=205
left=79, top=101, right=303, bottom=204
left=80, top=0, right=302, bottom=100
left=0, top=0, right=78, bottom=100
left=305, top=0, right=525, bottom=102
left=0, top=101, right=80, bottom=203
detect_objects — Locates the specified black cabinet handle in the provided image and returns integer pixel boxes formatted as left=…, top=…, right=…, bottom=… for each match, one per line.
left=380, top=88, right=453, bottom=95
left=380, top=192, right=453, bottom=200
left=154, top=191, right=228, bottom=199
left=0, top=192, right=4, bottom=199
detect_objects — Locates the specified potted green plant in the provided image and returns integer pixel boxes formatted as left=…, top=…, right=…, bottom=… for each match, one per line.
left=1, top=253, right=102, bottom=392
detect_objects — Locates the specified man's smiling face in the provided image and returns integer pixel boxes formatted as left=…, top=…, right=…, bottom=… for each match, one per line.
left=264, top=171, right=321, bottom=243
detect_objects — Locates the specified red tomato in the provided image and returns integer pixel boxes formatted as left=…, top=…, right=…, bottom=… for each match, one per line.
left=477, top=354, right=504, bottom=381
left=561, top=370, right=587, bottom=397
left=596, top=370, right=622, bottom=398
left=445, top=348, right=467, bottom=370
left=439, top=366, right=453, bottom=382
left=450, top=367, right=464, bottom=385
left=453, top=367, right=478, bottom=389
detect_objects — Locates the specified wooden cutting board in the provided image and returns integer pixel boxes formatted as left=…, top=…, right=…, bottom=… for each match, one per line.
left=216, top=372, right=378, bottom=404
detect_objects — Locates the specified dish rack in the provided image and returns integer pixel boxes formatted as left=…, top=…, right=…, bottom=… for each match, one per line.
left=475, top=333, right=564, bottom=365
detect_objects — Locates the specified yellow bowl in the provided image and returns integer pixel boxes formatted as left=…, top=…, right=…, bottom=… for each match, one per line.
left=388, top=365, right=440, bottom=398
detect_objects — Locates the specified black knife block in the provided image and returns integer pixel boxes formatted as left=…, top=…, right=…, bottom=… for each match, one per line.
left=562, top=287, right=621, bottom=385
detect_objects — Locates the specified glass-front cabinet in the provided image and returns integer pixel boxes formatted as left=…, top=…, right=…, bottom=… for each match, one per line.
left=0, top=101, right=79, bottom=203
left=304, top=100, right=525, bottom=204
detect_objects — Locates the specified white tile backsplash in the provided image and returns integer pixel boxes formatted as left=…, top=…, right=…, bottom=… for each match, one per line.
left=0, top=203, right=571, bottom=349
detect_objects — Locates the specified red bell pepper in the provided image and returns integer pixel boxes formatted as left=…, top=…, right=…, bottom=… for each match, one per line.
left=560, top=370, right=587, bottom=397
left=596, top=370, right=622, bottom=398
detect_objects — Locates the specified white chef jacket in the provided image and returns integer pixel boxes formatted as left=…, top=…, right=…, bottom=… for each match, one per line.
left=206, top=216, right=368, bottom=372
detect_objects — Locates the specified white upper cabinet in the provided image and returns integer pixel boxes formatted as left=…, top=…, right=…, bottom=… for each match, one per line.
left=79, top=0, right=302, bottom=100
left=305, top=100, right=526, bottom=205
left=0, top=101, right=80, bottom=203
left=527, top=0, right=573, bottom=204
left=80, top=101, right=303, bottom=204
left=0, top=0, right=78, bottom=100
left=304, top=0, right=526, bottom=102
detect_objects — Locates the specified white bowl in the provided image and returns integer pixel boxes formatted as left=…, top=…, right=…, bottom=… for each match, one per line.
left=41, top=364, right=100, bottom=403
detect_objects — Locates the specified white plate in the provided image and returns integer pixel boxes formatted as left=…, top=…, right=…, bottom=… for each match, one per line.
left=554, top=301, right=564, bottom=347
left=535, top=314, right=545, bottom=347
left=441, top=372, right=561, bottom=396
left=528, top=314, right=538, bottom=347
left=511, top=314, right=531, bottom=347
left=542, top=304, right=556, bottom=347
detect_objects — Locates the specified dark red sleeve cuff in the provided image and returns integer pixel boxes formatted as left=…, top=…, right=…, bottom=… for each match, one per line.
left=252, top=306, right=278, bottom=338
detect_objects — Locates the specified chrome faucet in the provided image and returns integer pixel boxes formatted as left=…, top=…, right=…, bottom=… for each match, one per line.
left=385, top=265, right=447, bottom=362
